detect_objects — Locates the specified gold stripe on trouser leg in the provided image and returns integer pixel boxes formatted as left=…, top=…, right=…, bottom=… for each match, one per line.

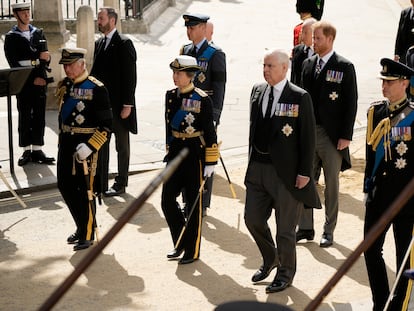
left=193, top=160, right=203, bottom=259
left=85, top=164, right=96, bottom=241
left=402, top=226, right=414, bottom=310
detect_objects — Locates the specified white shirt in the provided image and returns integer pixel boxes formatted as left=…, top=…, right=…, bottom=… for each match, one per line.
left=262, top=78, right=287, bottom=117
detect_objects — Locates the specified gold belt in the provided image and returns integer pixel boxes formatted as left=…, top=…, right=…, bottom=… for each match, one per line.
left=172, top=131, right=202, bottom=139
left=61, top=125, right=96, bottom=134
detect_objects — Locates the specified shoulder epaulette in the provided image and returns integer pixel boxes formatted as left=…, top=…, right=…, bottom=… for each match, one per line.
left=194, top=87, right=208, bottom=97
left=88, top=76, right=104, bottom=87
left=208, top=43, right=220, bottom=51
left=180, top=44, right=191, bottom=55
left=370, top=100, right=385, bottom=107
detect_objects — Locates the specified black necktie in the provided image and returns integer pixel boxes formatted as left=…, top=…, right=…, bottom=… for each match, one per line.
left=191, top=45, right=197, bottom=57
left=101, top=36, right=107, bottom=51
left=265, top=86, right=274, bottom=118
left=315, top=58, right=324, bottom=76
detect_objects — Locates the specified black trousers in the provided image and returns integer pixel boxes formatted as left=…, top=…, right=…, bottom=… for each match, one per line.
left=364, top=202, right=414, bottom=311
left=16, top=85, right=47, bottom=147
left=161, top=151, right=203, bottom=259
left=100, top=116, right=130, bottom=190
left=57, top=136, right=96, bottom=241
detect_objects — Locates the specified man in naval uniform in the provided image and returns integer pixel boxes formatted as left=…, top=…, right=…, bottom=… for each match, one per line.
left=364, top=58, right=414, bottom=311
left=4, top=2, right=55, bottom=166
left=56, top=48, right=112, bottom=251
left=180, top=13, right=226, bottom=215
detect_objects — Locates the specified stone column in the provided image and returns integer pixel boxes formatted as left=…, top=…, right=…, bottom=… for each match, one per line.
left=76, top=6, right=95, bottom=72
left=33, top=0, right=70, bottom=109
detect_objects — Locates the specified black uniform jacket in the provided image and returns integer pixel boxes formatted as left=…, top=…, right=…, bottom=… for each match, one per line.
left=395, top=6, right=414, bottom=64
left=291, top=43, right=310, bottom=85
left=301, top=52, right=358, bottom=171
left=91, top=30, right=137, bottom=134
left=364, top=100, right=414, bottom=217
left=4, top=24, right=50, bottom=87
left=164, top=84, right=217, bottom=165
left=58, top=73, right=113, bottom=148
left=181, top=40, right=226, bottom=123
left=248, top=81, right=321, bottom=208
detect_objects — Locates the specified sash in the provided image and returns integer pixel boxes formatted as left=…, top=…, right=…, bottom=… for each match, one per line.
left=61, top=79, right=96, bottom=123
left=170, top=90, right=202, bottom=131
left=371, top=109, right=414, bottom=180
left=195, top=45, right=216, bottom=78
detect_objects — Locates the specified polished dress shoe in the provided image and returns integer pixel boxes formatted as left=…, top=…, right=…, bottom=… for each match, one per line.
left=296, top=229, right=315, bottom=242
left=18, top=150, right=32, bottom=166
left=67, top=232, right=79, bottom=244
left=167, top=248, right=184, bottom=259
left=31, top=150, right=55, bottom=164
left=73, top=240, right=93, bottom=251
left=178, top=256, right=198, bottom=265
left=320, top=233, right=333, bottom=247
left=251, top=262, right=279, bottom=282
left=104, top=184, right=125, bottom=197
left=265, top=279, right=292, bottom=293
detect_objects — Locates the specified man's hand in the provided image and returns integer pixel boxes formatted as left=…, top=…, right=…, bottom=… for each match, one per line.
left=33, top=77, right=46, bottom=86
left=39, top=51, right=50, bottom=62
left=295, top=175, right=310, bottom=189
left=204, top=165, right=215, bottom=178
left=74, top=143, right=92, bottom=162
left=120, top=106, right=132, bottom=119
left=337, top=138, right=350, bottom=150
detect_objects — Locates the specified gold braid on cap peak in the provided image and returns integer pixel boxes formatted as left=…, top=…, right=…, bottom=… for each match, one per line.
left=88, top=129, right=108, bottom=151
left=367, top=113, right=392, bottom=162
left=205, top=143, right=219, bottom=164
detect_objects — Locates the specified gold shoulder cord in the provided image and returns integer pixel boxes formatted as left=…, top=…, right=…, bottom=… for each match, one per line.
left=55, top=81, right=67, bottom=112
left=367, top=106, right=392, bottom=161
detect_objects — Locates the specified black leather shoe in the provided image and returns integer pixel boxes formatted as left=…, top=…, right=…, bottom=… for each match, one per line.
left=251, top=262, right=279, bottom=283
left=67, top=232, right=79, bottom=244
left=320, top=233, right=333, bottom=247
left=167, top=248, right=184, bottom=259
left=31, top=150, right=55, bottom=164
left=18, top=150, right=32, bottom=166
left=296, top=229, right=315, bottom=242
left=104, top=184, right=125, bottom=197
left=178, top=256, right=198, bottom=265
left=266, top=279, right=292, bottom=293
left=73, top=240, right=93, bottom=251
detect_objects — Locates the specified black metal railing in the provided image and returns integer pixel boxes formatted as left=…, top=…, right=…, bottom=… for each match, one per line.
left=0, top=0, right=156, bottom=20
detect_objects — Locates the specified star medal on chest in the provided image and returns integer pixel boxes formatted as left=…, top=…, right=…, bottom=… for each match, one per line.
left=282, top=123, right=293, bottom=137
left=394, top=141, right=408, bottom=169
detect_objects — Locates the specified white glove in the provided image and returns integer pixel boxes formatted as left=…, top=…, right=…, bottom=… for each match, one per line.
left=204, top=165, right=215, bottom=178
left=75, top=143, right=93, bottom=162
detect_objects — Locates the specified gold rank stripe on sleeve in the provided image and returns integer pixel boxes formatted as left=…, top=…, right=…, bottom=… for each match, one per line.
left=205, top=144, right=219, bottom=163
left=88, top=129, right=108, bottom=151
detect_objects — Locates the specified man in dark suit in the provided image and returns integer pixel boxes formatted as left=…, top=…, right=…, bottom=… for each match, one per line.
left=291, top=17, right=317, bottom=85
left=394, top=0, right=414, bottom=64
left=245, top=49, right=320, bottom=293
left=296, top=21, right=358, bottom=247
left=91, top=7, right=137, bottom=196
left=180, top=13, right=227, bottom=215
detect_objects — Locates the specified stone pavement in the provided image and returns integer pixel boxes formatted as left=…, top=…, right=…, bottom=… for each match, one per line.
left=0, top=0, right=412, bottom=310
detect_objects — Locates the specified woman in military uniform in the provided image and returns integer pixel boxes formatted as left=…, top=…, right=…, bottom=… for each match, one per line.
left=56, top=48, right=112, bottom=251
left=364, top=58, right=414, bottom=311
left=161, top=55, right=218, bottom=264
